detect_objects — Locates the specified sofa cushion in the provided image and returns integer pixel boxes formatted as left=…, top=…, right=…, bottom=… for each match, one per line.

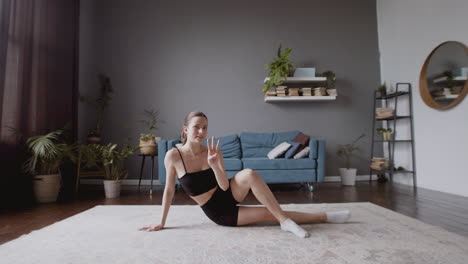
left=243, top=157, right=316, bottom=170
left=219, top=134, right=242, bottom=159
left=240, top=130, right=300, bottom=158
left=224, top=158, right=243, bottom=170
left=284, top=141, right=301, bottom=159
left=267, top=142, right=291, bottom=159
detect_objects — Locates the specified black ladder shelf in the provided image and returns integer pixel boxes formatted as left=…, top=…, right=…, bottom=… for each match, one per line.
left=369, top=83, right=417, bottom=188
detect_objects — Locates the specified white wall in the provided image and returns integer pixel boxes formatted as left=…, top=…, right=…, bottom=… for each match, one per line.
left=377, top=0, right=468, bottom=197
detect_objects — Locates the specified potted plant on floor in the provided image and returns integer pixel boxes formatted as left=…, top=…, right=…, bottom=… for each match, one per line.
left=92, top=142, right=138, bottom=198
left=336, top=134, right=366, bottom=186
left=80, top=74, right=113, bottom=144
left=24, top=127, right=77, bottom=203
left=263, top=44, right=296, bottom=93
left=376, top=128, right=393, bottom=141
left=137, top=108, right=165, bottom=155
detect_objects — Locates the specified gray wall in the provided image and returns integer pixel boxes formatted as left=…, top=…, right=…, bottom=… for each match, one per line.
left=79, top=0, right=381, bottom=180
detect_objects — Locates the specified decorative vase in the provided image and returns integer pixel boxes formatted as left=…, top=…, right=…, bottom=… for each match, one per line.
left=139, top=138, right=157, bottom=155
left=33, top=174, right=61, bottom=203
left=103, top=180, right=121, bottom=198
left=339, top=168, right=357, bottom=186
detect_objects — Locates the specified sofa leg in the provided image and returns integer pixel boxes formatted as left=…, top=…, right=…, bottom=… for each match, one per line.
left=307, top=183, right=314, bottom=192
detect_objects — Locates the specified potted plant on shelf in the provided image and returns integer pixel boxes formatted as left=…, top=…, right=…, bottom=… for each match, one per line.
left=90, top=142, right=138, bottom=198
left=336, top=134, right=366, bottom=186
left=377, top=82, right=387, bottom=96
left=137, top=108, right=165, bottom=155
left=262, top=44, right=296, bottom=93
left=80, top=74, right=113, bottom=144
left=24, top=127, right=76, bottom=203
left=320, top=70, right=337, bottom=96
left=376, top=128, right=393, bottom=141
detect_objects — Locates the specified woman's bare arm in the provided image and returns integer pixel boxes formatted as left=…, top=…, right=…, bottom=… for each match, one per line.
left=159, top=152, right=177, bottom=226
left=139, top=150, right=177, bottom=231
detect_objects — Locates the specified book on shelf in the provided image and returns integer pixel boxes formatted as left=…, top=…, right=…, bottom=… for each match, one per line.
left=265, top=90, right=276, bottom=96
left=289, top=88, right=300, bottom=96
left=313, top=87, right=327, bottom=96
left=375, top=107, right=395, bottom=118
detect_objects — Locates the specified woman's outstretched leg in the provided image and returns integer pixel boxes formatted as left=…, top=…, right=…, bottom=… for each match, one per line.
left=236, top=207, right=350, bottom=225
left=230, top=169, right=288, bottom=222
left=237, top=207, right=326, bottom=225
left=230, top=169, right=309, bottom=237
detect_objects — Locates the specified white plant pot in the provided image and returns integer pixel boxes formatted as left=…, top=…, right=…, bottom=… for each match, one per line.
left=103, top=180, right=121, bottom=198
left=33, top=174, right=61, bottom=203
left=339, top=168, right=357, bottom=186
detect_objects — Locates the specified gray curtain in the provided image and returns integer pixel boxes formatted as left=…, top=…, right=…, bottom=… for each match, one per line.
left=0, top=0, right=79, bottom=210
left=0, top=0, right=79, bottom=142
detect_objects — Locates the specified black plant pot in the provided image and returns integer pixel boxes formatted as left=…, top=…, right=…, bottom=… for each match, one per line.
left=0, top=143, right=35, bottom=212
left=57, top=160, right=78, bottom=202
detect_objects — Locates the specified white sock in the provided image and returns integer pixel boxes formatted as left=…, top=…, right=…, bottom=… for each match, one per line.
left=280, top=218, right=310, bottom=238
left=326, top=210, right=351, bottom=223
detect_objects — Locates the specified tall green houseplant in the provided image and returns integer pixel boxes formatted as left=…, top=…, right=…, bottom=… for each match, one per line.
left=80, top=74, right=113, bottom=137
left=263, top=44, right=296, bottom=93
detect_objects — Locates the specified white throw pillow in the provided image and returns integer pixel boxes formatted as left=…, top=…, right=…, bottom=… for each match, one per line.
left=267, top=142, right=292, bottom=159
left=175, top=143, right=183, bottom=148
left=293, top=146, right=310, bottom=159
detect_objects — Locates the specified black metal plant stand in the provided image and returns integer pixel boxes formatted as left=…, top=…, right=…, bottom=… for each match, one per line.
left=369, top=83, right=417, bottom=189
left=138, top=154, right=157, bottom=195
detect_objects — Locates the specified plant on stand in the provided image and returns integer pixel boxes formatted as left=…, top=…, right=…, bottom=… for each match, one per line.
left=336, top=134, right=366, bottom=186
left=23, top=127, right=77, bottom=203
left=263, top=44, right=296, bottom=93
left=80, top=74, right=113, bottom=144
left=137, top=108, right=165, bottom=155
left=90, top=142, right=138, bottom=198
left=376, top=128, right=393, bottom=141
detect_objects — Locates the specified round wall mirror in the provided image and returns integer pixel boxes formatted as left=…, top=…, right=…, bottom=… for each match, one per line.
left=420, top=41, right=468, bottom=110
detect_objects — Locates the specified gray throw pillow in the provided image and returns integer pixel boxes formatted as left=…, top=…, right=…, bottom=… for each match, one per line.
left=284, top=141, right=301, bottom=159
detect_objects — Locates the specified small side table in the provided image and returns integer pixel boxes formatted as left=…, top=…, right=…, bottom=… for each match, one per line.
left=138, top=154, right=157, bottom=195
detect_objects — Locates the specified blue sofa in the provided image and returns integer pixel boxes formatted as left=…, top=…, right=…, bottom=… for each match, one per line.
left=158, top=130, right=325, bottom=191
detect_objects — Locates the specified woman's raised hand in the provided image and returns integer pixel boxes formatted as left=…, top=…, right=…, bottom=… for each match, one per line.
left=139, top=224, right=164, bottom=232
left=207, top=136, right=221, bottom=168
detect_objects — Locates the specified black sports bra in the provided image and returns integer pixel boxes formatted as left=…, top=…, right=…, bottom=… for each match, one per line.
left=174, top=147, right=218, bottom=196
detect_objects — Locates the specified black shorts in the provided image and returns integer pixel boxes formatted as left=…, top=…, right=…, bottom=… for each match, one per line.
left=200, top=184, right=239, bottom=227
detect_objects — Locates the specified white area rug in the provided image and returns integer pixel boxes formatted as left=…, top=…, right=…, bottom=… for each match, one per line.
left=1, top=202, right=468, bottom=264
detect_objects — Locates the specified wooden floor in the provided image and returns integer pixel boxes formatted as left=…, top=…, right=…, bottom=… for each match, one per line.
left=2, top=181, right=468, bottom=245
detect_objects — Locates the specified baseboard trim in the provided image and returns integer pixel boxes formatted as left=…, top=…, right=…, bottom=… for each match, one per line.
left=80, top=175, right=377, bottom=185
left=324, top=175, right=378, bottom=182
